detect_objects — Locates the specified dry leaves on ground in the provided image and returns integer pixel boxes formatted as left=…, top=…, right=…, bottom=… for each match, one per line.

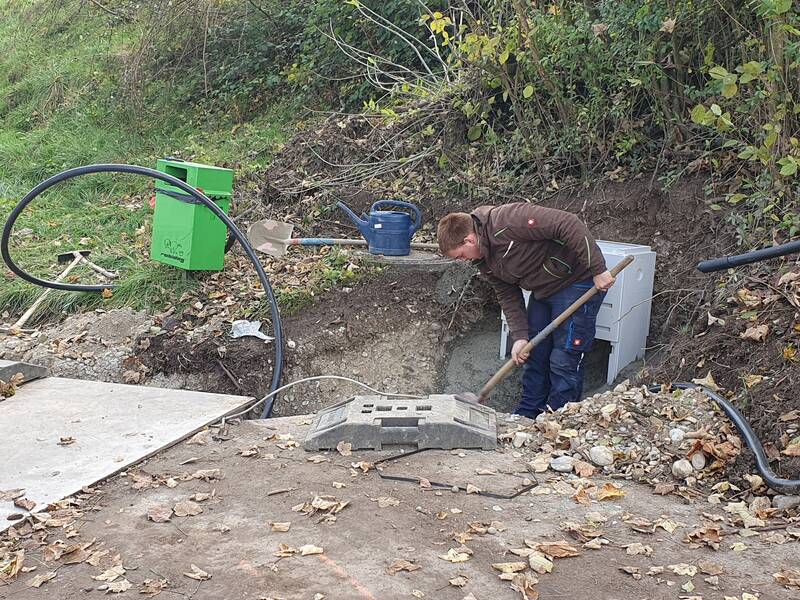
left=140, top=578, right=168, bottom=596
left=26, top=571, right=57, bottom=588
left=774, top=568, right=800, bottom=589
left=372, top=496, right=400, bottom=508
left=147, top=505, right=172, bottom=523
left=336, top=441, right=352, bottom=456
left=271, top=522, right=291, bottom=532
left=0, top=372, right=24, bottom=398
left=183, top=565, right=211, bottom=580
left=173, top=500, right=203, bottom=517
left=386, top=559, right=420, bottom=575
left=439, top=548, right=472, bottom=563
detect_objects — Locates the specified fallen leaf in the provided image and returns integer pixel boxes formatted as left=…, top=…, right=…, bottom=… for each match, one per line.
left=386, top=559, right=420, bottom=575
left=707, top=312, right=726, bottom=326
left=101, top=288, right=113, bottom=299
left=573, top=460, right=595, bottom=478
left=772, top=410, right=798, bottom=426
left=597, top=483, right=626, bottom=501
left=619, top=566, right=641, bottom=580
left=0, top=372, right=24, bottom=398
left=439, top=548, right=471, bottom=563
left=510, top=571, right=540, bottom=599
left=669, top=563, right=697, bottom=577
left=351, top=461, right=373, bottom=473
left=140, top=578, right=168, bottom=596
left=411, top=591, right=424, bottom=598
left=692, top=371, right=720, bottom=392
left=192, top=469, right=222, bottom=481
left=273, top=543, right=297, bottom=557
left=681, top=580, right=695, bottom=593
left=0, top=488, right=25, bottom=502
left=183, top=564, right=211, bottom=580
left=654, top=483, right=675, bottom=495
left=782, top=442, right=800, bottom=456
left=683, top=526, right=722, bottom=549
left=13, top=497, right=35, bottom=512
left=624, top=543, right=653, bottom=556
left=436, top=511, right=448, bottom=520
left=107, top=579, right=133, bottom=593
left=26, top=571, right=56, bottom=588
left=336, top=441, right=352, bottom=456
left=299, top=545, right=324, bottom=556
left=655, top=518, right=680, bottom=533
left=535, top=540, right=580, bottom=559
left=191, top=492, right=211, bottom=502
left=466, top=483, right=481, bottom=494
left=187, top=430, right=212, bottom=445
left=332, top=481, right=346, bottom=489
left=307, top=455, right=329, bottom=464
left=698, top=560, right=724, bottom=576
left=527, top=552, right=553, bottom=574
left=374, top=496, right=400, bottom=508
left=571, top=486, right=591, bottom=506
left=730, top=542, right=748, bottom=551
left=741, top=324, right=769, bottom=342
left=449, top=575, right=468, bottom=587
left=93, top=565, right=126, bottom=582
left=774, top=568, right=800, bottom=589
left=147, top=505, right=172, bottom=523
left=239, top=445, right=259, bottom=457
left=0, top=550, right=25, bottom=582
left=492, top=562, right=527, bottom=574
left=271, top=522, right=291, bottom=532
left=419, top=478, right=432, bottom=489
left=173, top=500, right=203, bottom=517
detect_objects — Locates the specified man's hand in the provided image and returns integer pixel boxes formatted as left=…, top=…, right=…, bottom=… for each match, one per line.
left=511, top=339, right=530, bottom=365
left=593, top=270, right=616, bottom=292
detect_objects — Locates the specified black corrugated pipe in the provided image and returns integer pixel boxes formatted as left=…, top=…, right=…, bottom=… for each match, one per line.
left=1, top=164, right=283, bottom=416
left=651, top=383, right=800, bottom=494
left=697, top=239, right=800, bottom=272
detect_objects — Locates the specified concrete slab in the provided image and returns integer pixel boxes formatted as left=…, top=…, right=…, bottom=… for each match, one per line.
left=1, top=415, right=795, bottom=599
left=0, top=358, right=49, bottom=384
left=0, top=377, right=251, bottom=525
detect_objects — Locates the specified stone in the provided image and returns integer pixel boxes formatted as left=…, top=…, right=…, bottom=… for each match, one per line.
left=672, top=459, right=693, bottom=479
left=550, top=456, right=575, bottom=473
left=513, top=432, right=533, bottom=448
left=772, top=495, right=800, bottom=511
left=589, top=446, right=615, bottom=467
left=669, top=428, right=685, bottom=444
left=690, top=452, right=707, bottom=470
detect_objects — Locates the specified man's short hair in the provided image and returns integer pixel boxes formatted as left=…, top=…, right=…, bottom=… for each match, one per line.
left=437, top=212, right=474, bottom=254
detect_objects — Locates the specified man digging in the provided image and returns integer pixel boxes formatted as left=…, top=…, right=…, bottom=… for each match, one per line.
left=438, top=203, right=616, bottom=419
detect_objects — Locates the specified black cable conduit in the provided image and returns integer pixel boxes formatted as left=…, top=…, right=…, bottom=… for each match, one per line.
left=0, top=164, right=283, bottom=417
left=654, top=383, right=800, bottom=494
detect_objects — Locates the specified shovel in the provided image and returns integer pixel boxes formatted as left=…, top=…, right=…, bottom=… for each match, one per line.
left=246, top=218, right=438, bottom=258
left=457, top=255, right=635, bottom=405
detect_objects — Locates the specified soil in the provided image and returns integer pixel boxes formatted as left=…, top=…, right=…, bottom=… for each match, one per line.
left=1, top=416, right=795, bottom=600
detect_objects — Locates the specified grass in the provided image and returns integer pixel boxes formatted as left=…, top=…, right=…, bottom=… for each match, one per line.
left=0, top=2, right=298, bottom=323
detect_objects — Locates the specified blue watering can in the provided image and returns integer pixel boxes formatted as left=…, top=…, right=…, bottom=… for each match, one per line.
left=337, top=200, right=422, bottom=256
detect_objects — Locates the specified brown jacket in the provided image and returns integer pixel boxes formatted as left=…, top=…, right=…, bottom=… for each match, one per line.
left=472, top=203, right=606, bottom=342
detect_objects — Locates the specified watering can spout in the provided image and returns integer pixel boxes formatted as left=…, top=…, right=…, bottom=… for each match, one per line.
left=336, top=201, right=370, bottom=238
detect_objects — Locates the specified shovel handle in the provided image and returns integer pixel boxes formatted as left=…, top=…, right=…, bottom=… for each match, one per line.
left=478, top=255, right=635, bottom=402
left=12, top=253, right=85, bottom=330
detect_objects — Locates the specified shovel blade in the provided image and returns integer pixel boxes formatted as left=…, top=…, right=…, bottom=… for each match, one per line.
left=247, top=219, right=295, bottom=257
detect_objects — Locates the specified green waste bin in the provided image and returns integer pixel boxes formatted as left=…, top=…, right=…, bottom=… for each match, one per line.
left=150, top=158, right=234, bottom=271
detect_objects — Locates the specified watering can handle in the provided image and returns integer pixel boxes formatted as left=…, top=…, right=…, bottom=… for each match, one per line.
left=371, top=200, right=422, bottom=234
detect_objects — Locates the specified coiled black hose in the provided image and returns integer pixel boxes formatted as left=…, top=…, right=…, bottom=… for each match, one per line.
left=652, top=383, right=800, bottom=493
left=0, top=164, right=283, bottom=417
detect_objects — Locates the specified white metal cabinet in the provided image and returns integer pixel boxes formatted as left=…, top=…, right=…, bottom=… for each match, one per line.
left=499, top=241, right=656, bottom=384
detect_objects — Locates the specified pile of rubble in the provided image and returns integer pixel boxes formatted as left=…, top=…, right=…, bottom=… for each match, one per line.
left=501, top=382, right=797, bottom=505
